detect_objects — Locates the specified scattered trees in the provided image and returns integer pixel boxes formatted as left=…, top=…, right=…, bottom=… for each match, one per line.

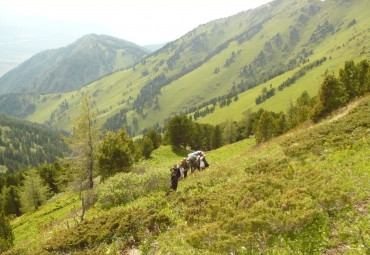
left=312, top=59, right=369, bottom=121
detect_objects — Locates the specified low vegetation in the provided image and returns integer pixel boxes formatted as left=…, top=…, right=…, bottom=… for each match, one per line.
left=0, top=58, right=369, bottom=254
left=3, top=94, right=369, bottom=255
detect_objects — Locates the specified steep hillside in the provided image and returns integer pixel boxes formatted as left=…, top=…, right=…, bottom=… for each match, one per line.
left=0, top=114, right=66, bottom=173
left=5, top=95, right=369, bottom=254
left=3, top=0, right=370, bottom=136
left=0, top=34, right=150, bottom=95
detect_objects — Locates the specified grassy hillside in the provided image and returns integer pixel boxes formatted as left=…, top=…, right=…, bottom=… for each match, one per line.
left=17, top=0, right=369, bottom=136
left=5, top=95, right=369, bottom=254
left=0, top=34, right=150, bottom=96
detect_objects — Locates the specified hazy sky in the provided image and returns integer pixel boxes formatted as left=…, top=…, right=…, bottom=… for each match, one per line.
left=0, top=0, right=272, bottom=76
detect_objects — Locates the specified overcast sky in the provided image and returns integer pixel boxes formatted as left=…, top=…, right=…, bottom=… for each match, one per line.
left=0, top=0, right=272, bottom=76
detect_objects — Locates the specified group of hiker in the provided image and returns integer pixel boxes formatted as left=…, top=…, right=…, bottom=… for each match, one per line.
left=169, top=150, right=209, bottom=191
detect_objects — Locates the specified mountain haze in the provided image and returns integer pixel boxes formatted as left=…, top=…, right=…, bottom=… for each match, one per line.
left=0, top=34, right=151, bottom=95
left=1, top=0, right=369, bottom=137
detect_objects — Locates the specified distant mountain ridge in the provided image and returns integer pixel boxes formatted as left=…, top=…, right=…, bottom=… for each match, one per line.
left=0, top=34, right=151, bottom=95
left=143, top=42, right=168, bottom=52
left=0, top=0, right=369, bottom=136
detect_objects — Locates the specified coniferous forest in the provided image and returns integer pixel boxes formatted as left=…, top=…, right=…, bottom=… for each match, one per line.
left=0, top=114, right=66, bottom=174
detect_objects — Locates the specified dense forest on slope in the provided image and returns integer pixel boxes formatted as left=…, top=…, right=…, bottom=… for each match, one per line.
left=0, top=94, right=38, bottom=118
left=0, top=114, right=66, bottom=173
left=0, top=34, right=150, bottom=95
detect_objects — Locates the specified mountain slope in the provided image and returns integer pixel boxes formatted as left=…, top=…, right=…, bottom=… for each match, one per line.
left=3, top=0, right=370, bottom=136
left=0, top=34, right=150, bottom=95
left=6, top=95, right=370, bottom=254
left=0, top=114, right=66, bottom=173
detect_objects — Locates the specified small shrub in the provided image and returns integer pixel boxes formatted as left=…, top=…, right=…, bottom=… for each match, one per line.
left=97, top=169, right=169, bottom=209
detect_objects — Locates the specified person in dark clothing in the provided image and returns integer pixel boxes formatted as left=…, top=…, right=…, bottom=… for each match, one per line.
left=170, top=164, right=181, bottom=191
left=202, top=156, right=209, bottom=168
left=180, top=158, right=189, bottom=179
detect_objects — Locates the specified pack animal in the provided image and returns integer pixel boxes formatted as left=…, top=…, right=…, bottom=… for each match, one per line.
left=187, top=155, right=202, bottom=173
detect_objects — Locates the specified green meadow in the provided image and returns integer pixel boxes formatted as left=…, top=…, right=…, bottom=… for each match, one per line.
left=7, top=95, right=370, bottom=254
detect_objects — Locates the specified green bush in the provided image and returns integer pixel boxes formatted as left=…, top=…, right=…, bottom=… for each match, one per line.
left=42, top=200, right=175, bottom=254
left=97, top=168, right=169, bottom=209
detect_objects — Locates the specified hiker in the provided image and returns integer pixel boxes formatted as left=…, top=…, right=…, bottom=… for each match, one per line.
left=170, top=164, right=181, bottom=191
left=180, top=158, right=189, bottom=179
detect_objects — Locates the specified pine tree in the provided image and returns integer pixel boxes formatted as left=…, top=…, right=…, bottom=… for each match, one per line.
left=145, top=129, right=162, bottom=149
left=339, top=60, right=358, bottom=100
left=312, top=74, right=348, bottom=121
left=275, top=112, right=287, bottom=136
left=19, top=170, right=50, bottom=212
left=140, top=136, right=154, bottom=159
left=97, top=128, right=136, bottom=179
left=256, top=111, right=276, bottom=143
left=189, top=122, right=204, bottom=150
left=211, top=125, right=223, bottom=149
left=202, top=124, right=213, bottom=151
left=0, top=213, right=14, bottom=253
left=355, top=59, right=370, bottom=95
left=167, top=115, right=193, bottom=149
